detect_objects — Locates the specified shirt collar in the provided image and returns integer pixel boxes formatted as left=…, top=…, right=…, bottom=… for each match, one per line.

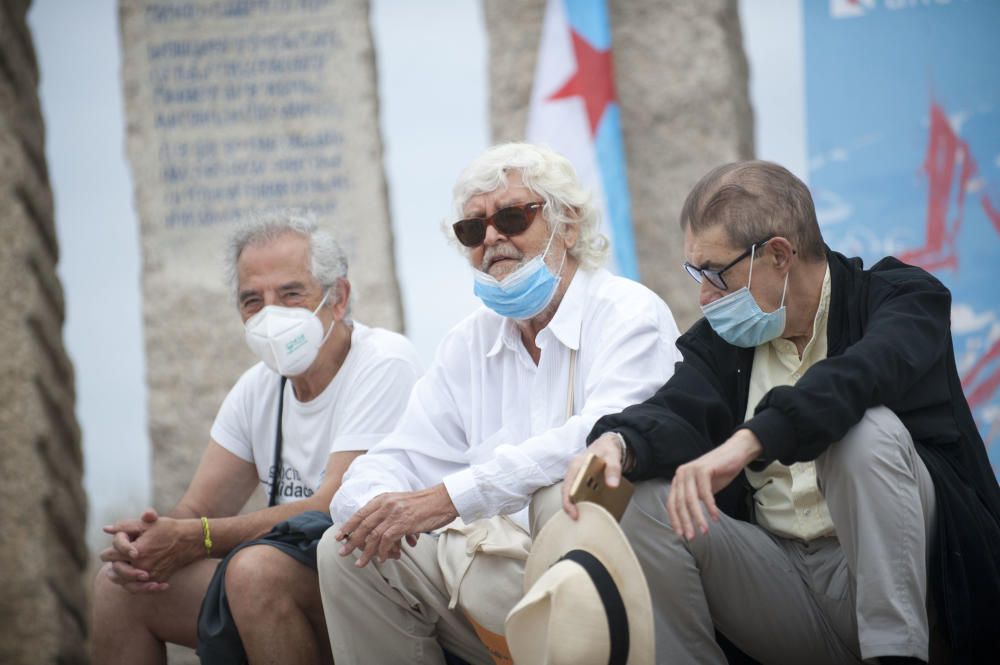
left=484, top=267, right=596, bottom=358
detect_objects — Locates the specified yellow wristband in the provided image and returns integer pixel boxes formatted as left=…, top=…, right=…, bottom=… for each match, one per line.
left=200, top=516, right=213, bottom=558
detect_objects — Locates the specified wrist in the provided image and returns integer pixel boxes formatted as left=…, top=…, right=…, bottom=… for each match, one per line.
left=195, top=517, right=213, bottom=559
left=736, top=429, right=763, bottom=465
left=609, top=432, right=633, bottom=473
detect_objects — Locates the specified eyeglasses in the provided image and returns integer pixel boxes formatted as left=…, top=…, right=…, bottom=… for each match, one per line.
left=683, top=237, right=773, bottom=290
left=452, top=202, right=544, bottom=248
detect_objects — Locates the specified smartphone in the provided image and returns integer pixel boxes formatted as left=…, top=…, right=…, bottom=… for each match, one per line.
left=567, top=452, right=634, bottom=521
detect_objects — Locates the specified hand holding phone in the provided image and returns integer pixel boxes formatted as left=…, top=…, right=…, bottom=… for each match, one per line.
left=567, top=452, right=634, bottom=521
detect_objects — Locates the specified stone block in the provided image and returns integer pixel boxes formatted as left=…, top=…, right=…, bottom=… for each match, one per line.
left=119, top=0, right=402, bottom=509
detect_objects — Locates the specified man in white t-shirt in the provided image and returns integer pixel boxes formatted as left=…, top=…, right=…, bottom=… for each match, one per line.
left=317, top=143, right=683, bottom=664
left=91, top=209, right=421, bottom=665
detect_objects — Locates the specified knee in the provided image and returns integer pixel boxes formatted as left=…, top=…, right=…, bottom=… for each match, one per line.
left=92, top=562, right=147, bottom=631
left=92, top=563, right=121, bottom=618
left=530, top=482, right=564, bottom=538
left=819, top=406, right=911, bottom=478
left=225, top=545, right=296, bottom=615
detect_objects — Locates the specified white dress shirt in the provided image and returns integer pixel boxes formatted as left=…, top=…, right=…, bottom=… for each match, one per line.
left=331, top=267, right=682, bottom=529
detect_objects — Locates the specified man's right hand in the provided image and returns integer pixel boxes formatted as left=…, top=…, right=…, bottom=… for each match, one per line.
left=561, top=433, right=624, bottom=521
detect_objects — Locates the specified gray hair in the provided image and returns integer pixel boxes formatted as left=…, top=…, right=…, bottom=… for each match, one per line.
left=679, top=160, right=826, bottom=262
left=450, top=142, right=609, bottom=269
left=225, top=208, right=351, bottom=311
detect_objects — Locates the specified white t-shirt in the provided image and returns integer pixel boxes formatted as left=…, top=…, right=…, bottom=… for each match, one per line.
left=210, top=322, right=422, bottom=504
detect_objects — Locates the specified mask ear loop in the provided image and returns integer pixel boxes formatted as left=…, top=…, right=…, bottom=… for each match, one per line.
left=747, top=242, right=757, bottom=287
left=541, top=215, right=569, bottom=278
left=779, top=272, right=789, bottom=308
left=314, top=288, right=337, bottom=346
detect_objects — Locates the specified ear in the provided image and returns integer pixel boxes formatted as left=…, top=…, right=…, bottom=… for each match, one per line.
left=560, top=207, right=581, bottom=250
left=767, top=237, right=796, bottom=272
left=331, top=278, right=351, bottom=320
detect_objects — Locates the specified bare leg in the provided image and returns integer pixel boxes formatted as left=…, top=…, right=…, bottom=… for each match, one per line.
left=225, top=544, right=333, bottom=665
left=91, top=558, right=219, bottom=665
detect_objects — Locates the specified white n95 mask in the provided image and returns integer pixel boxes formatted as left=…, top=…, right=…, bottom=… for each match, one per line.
left=244, top=290, right=333, bottom=376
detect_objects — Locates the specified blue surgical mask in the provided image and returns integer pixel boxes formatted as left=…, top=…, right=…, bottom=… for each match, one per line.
left=473, top=225, right=565, bottom=320
left=701, top=244, right=788, bottom=348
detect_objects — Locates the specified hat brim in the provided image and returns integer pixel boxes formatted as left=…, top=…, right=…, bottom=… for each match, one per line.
left=520, top=502, right=654, bottom=665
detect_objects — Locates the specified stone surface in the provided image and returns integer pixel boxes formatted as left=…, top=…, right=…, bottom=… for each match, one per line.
left=485, top=0, right=754, bottom=331
left=0, top=1, right=89, bottom=663
left=119, top=0, right=403, bottom=510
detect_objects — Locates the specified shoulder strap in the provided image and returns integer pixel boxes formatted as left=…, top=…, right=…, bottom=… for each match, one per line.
left=268, top=376, right=288, bottom=507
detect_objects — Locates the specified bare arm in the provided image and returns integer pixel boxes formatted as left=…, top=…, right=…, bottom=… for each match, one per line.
left=195, top=447, right=362, bottom=554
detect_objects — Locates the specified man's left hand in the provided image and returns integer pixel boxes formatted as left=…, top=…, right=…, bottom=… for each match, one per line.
left=334, top=484, right=458, bottom=568
left=667, top=428, right=763, bottom=541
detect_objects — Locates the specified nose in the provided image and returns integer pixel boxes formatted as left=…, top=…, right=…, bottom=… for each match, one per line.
left=483, top=223, right=505, bottom=246
left=699, top=280, right=722, bottom=308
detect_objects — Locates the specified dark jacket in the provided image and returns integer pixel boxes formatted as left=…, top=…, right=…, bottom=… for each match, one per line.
left=589, top=249, right=1000, bottom=663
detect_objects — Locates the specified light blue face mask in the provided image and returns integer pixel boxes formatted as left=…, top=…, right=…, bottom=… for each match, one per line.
left=472, top=224, right=566, bottom=320
left=701, top=243, right=788, bottom=348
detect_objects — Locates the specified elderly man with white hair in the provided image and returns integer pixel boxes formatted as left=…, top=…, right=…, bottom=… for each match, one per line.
left=91, top=210, right=422, bottom=665
left=317, top=143, right=682, bottom=664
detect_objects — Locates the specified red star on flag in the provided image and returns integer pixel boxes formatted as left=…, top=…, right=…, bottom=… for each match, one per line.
left=546, top=30, right=617, bottom=137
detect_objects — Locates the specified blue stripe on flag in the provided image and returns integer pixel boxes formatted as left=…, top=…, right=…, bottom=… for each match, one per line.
left=595, top=103, right=639, bottom=280
left=563, top=0, right=611, bottom=50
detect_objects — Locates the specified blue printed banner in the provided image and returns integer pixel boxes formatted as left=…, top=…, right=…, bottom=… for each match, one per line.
left=804, top=0, right=1000, bottom=473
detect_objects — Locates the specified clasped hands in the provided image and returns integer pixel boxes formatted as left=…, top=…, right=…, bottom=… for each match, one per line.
left=100, top=508, right=201, bottom=593
left=561, top=428, right=763, bottom=541
left=333, top=483, right=458, bottom=568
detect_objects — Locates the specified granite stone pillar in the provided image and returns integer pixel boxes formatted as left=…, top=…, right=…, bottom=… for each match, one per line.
left=0, top=1, right=89, bottom=663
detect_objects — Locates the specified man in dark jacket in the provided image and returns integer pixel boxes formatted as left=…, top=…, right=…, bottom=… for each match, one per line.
left=562, top=161, right=1000, bottom=664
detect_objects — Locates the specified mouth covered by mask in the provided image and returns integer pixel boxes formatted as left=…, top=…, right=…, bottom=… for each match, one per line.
left=701, top=244, right=788, bottom=348
left=473, top=222, right=566, bottom=320
left=244, top=289, right=334, bottom=376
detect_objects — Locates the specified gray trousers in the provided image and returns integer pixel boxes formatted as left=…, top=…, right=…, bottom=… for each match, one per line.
left=623, top=407, right=936, bottom=664
left=317, top=485, right=564, bottom=665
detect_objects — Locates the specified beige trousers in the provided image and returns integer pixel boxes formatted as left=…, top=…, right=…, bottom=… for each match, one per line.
left=623, top=406, right=937, bottom=664
left=317, top=484, right=564, bottom=665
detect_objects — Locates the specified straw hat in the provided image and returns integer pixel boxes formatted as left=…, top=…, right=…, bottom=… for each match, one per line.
left=505, top=502, right=654, bottom=665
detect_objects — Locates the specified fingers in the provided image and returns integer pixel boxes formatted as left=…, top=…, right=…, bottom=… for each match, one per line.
left=602, top=444, right=623, bottom=489
left=99, top=546, right=130, bottom=564
left=696, top=469, right=720, bottom=523
left=112, top=530, right=139, bottom=559
left=123, top=580, right=170, bottom=594
left=103, top=518, right=143, bottom=537
left=339, top=507, right=385, bottom=557
left=140, top=508, right=159, bottom=523
left=109, top=560, right=151, bottom=585
left=356, top=526, right=385, bottom=568
left=668, top=464, right=717, bottom=541
left=687, top=470, right=709, bottom=537
left=562, top=456, right=583, bottom=520
left=405, top=533, right=419, bottom=547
